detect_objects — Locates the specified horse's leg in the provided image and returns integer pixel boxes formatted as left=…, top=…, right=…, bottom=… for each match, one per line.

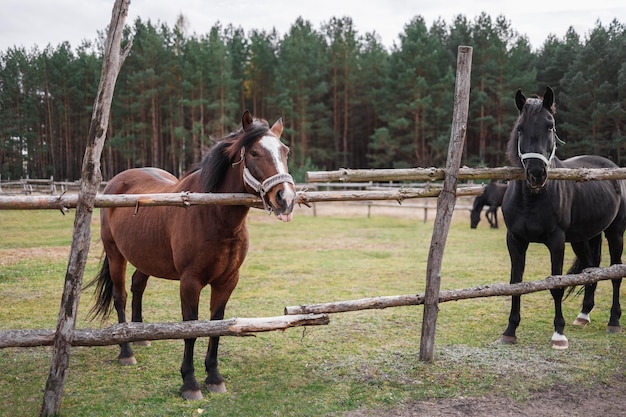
left=493, top=207, right=499, bottom=229
left=487, top=206, right=497, bottom=228
left=501, top=232, right=528, bottom=344
left=106, top=251, right=136, bottom=365
left=179, top=277, right=203, bottom=400
left=204, top=279, right=237, bottom=393
left=605, top=225, right=624, bottom=333
left=547, top=234, right=567, bottom=349
left=131, top=270, right=151, bottom=346
left=607, top=278, right=623, bottom=333
left=570, top=237, right=601, bottom=327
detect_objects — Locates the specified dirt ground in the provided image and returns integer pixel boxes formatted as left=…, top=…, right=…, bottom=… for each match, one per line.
left=343, top=373, right=626, bottom=417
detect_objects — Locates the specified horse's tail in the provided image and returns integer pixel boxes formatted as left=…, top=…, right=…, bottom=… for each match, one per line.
left=564, top=257, right=586, bottom=299
left=83, top=256, right=114, bottom=323
left=564, top=236, right=603, bottom=299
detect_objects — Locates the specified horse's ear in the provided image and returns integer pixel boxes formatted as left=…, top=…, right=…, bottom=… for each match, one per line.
left=270, top=117, right=283, bottom=137
left=543, top=86, right=555, bottom=112
left=515, top=89, right=526, bottom=112
left=242, top=110, right=253, bottom=130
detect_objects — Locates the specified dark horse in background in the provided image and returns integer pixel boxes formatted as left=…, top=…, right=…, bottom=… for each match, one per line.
left=86, top=111, right=296, bottom=400
left=501, top=86, right=625, bottom=349
left=470, top=181, right=508, bottom=228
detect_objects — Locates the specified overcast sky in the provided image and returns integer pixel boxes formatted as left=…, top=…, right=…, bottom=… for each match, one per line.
left=1, top=0, right=624, bottom=52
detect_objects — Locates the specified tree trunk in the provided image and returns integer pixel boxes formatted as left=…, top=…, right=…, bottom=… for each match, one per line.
left=342, top=54, right=349, bottom=168
left=420, top=46, right=472, bottom=362
left=39, top=1, right=131, bottom=415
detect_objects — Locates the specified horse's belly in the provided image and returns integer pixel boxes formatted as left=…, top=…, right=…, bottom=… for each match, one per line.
left=567, top=186, right=620, bottom=241
left=106, top=208, right=179, bottom=279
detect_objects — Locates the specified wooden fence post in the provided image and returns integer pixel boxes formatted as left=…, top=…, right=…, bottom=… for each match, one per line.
left=39, top=1, right=131, bottom=415
left=419, top=46, right=473, bottom=362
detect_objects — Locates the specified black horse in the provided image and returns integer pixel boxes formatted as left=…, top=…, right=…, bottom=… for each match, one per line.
left=500, top=86, right=626, bottom=349
left=470, top=181, right=508, bottom=229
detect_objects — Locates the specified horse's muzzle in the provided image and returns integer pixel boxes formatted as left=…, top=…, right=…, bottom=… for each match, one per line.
left=525, top=164, right=548, bottom=192
left=271, top=184, right=296, bottom=222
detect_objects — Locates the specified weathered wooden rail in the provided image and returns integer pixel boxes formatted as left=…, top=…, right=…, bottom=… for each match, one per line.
left=0, top=186, right=485, bottom=210
left=306, top=166, right=626, bottom=183
left=284, top=265, right=626, bottom=315
left=0, top=314, right=329, bottom=349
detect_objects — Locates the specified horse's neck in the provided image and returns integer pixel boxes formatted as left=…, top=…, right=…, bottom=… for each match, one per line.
left=177, top=167, right=251, bottom=226
left=176, top=166, right=247, bottom=194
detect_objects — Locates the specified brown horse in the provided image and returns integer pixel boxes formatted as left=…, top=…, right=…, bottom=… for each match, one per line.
left=86, top=111, right=296, bottom=400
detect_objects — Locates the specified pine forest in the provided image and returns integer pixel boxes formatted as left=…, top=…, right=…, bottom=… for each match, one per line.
left=0, top=13, right=624, bottom=182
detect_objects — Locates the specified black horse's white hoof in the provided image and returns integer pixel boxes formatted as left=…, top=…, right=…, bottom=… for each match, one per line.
left=551, top=332, right=568, bottom=350
left=573, top=313, right=590, bottom=327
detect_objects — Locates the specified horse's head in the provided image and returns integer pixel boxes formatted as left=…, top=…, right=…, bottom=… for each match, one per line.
left=509, top=86, right=561, bottom=193
left=470, top=197, right=482, bottom=228
left=238, top=111, right=296, bottom=222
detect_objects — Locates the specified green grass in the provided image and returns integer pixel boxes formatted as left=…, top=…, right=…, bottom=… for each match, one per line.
left=0, top=208, right=624, bottom=416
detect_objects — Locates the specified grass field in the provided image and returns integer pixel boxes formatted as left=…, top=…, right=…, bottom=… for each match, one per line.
left=0, top=205, right=624, bottom=416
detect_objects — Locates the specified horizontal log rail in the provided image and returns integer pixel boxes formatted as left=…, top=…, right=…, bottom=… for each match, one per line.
left=284, top=265, right=626, bottom=315
left=306, top=166, right=626, bottom=183
left=0, top=314, right=329, bottom=349
left=0, top=186, right=486, bottom=210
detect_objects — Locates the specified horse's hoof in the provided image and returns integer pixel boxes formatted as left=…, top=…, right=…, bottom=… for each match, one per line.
left=607, top=326, right=622, bottom=334
left=118, top=356, right=137, bottom=366
left=573, top=313, right=590, bottom=327
left=551, top=332, right=569, bottom=350
left=181, top=389, right=203, bottom=400
left=206, top=382, right=227, bottom=393
left=133, top=340, right=151, bottom=347
left=500, top=335, right=517, bottom=345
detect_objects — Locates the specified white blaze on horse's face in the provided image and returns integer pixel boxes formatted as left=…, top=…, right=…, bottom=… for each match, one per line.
left=260, top=135, right=288, bottom=175
left=258, top=134, right=296, bottom=222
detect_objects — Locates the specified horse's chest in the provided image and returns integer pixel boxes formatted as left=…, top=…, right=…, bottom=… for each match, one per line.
left=504, top=201, right=560, bottom=242
left=191, top=235, right=249, bottom=284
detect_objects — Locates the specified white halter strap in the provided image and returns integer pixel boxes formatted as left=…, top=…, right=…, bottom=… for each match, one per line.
left=517, top=129, right=560, bottom=167
left=236, top=147, right=295, bottom=213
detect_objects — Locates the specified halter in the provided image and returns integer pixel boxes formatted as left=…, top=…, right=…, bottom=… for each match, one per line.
left=234, top=147, right=295, bottom=213
left=517, top=128, right=564, bottom=168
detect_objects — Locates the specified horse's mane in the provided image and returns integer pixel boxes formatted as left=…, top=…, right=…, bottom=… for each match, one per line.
left=506, top=96, right=556, bottom=167
left=192, top=118, right=271, bottom=192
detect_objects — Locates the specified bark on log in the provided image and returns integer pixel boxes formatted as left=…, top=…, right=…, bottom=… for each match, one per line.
left=284, top=265, right=626, bottom=315
left=0, top=314, right=329, bottom=349
left=306, top=166, right=626, bottom=183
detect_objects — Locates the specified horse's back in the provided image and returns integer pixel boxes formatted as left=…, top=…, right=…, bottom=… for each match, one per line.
left=561, top=154, right=619, bottom=170
left=101, top=168, right=183, bottom=279
left=104, top=167, right=179, bottom=194
left=563, top=155, right=625, bottom=240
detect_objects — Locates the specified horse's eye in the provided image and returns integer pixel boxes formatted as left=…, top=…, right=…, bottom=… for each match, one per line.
left=249, top=150, right=259, bottom=157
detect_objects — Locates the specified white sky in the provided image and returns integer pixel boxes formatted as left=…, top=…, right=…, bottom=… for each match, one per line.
left=0, top=0, right=624, bottom=52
